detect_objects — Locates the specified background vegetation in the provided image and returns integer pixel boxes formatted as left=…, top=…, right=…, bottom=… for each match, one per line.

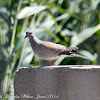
left=0, top=0, right=100, bottom=99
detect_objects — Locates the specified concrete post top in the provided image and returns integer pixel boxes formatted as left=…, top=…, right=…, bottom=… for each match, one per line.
left=15, top=65, right=100, bottom=100
left=18, top=65, right=100, bottom=72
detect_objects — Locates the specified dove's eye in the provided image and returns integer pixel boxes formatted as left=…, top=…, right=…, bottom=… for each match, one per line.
left=29, top=33, right=32, bottom=35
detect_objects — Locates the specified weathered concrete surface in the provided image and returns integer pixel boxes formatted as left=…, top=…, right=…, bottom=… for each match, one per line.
left=14, top=65, right=100, bottom=100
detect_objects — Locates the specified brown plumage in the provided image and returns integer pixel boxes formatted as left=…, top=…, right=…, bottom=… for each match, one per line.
left=24, top=32, right=87, bottom=61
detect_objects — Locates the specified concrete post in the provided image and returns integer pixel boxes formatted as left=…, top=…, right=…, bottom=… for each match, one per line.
left=14, top=65, right=100, bottom=100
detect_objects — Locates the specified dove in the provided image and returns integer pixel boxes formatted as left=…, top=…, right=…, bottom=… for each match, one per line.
left=24, top=32, right=87, bottom=65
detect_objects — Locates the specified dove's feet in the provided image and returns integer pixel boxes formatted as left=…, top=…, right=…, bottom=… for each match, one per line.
left=45, top=61, right=54, bottom=66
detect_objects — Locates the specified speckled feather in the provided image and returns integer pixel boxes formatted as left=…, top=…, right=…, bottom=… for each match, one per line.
left=26, top=33, right=87, bottom=60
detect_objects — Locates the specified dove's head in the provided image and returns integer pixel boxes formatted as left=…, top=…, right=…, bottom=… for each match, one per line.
left=24, top=32, right=34, bottom=39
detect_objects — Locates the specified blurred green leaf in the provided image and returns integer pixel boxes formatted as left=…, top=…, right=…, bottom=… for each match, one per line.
left=0, top=8, right=12, bottom=26
left=34, top=1, right=81, bottom=20
left=21, top=47, right=34, bottom=66
left=47, top=12, right=68, bottom=42
left=46, top=3, right=81, bottom=20
left=62, top=29, right=73, bottom=36
left=54, top=57, right=65, bottom=65
left=15, top=34, right=25, bottom=50
left=17, top=5, right=48, bottom=19
left=79, top=50, right=98, bottom=61
left=71, top=24, right=100, bottom=47
left=43, top=29, right=60, bottom=41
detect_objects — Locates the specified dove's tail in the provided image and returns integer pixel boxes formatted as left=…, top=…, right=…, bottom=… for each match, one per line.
left=69, top=53, right=88, bottom=59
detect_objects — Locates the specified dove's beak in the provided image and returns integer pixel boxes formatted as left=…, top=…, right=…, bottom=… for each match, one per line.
left=24, top=35, right=27, bottom=39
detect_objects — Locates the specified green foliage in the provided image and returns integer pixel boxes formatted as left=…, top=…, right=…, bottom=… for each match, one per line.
left=0, top=0, right=100, bottom=99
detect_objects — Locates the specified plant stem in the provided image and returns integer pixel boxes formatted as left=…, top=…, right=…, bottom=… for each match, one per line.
left=9, top=0, right=22, bottom=56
